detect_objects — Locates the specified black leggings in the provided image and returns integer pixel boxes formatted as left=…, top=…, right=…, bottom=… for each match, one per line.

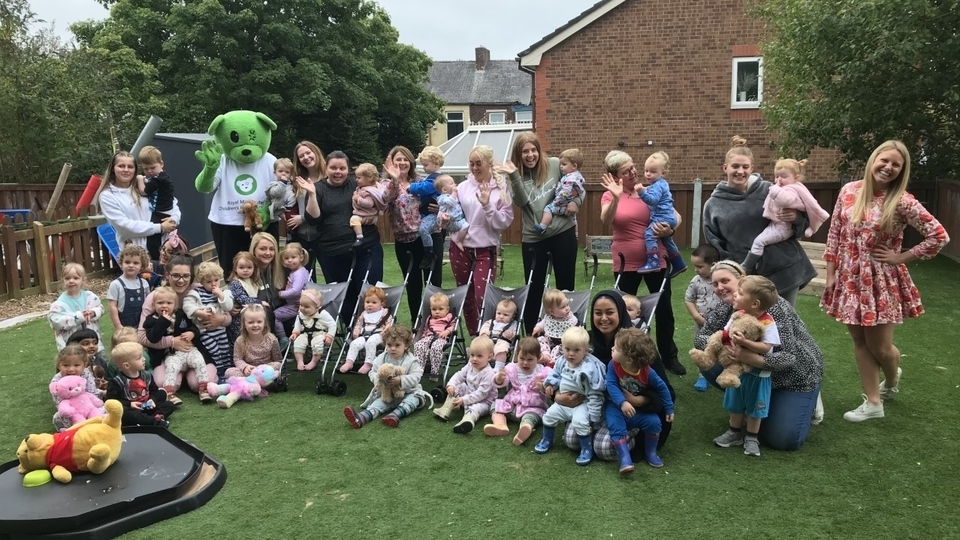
left=395, top=233, right=443, bottom=325
left=521, top=226, right=579, bottom=333
left=614, top=269, right=679, bottom=364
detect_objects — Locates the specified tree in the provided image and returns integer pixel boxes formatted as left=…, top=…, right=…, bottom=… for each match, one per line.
left=755, top=0, right=960, bottom=179
left=0, top=0, right=163, bottom=183
left=81, top=0, right=444, bottom=164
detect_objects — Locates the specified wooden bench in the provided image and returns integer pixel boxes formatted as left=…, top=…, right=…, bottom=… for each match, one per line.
left=584, top=235, right=614, bottom=277
left=799, top=240, right=826, bottom=296
left=441, top=236, right=505, bottom=277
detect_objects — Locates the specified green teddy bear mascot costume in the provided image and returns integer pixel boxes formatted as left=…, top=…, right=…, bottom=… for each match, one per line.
left=195, top=110, right=279, bottom=275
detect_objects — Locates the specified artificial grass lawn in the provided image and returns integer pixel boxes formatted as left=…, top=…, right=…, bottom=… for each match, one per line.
left=2, top=246, right=959, bottom=539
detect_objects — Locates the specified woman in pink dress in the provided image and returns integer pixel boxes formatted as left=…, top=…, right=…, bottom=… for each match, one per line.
left=821, top=140, right=949, bottom=422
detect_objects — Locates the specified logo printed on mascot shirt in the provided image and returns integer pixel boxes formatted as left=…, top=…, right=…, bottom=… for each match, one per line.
left=235, top=174, right=257, bottom=196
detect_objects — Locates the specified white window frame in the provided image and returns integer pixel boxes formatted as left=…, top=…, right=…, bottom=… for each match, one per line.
left=514, top=110, right=533, bottom=123
left=731, top=57, right=763, bottom=110
left=488, top=110, right=506, bottom=125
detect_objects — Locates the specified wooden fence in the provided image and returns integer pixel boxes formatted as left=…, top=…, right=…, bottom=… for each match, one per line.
left=0, top=184, right=87, bottom=216
left=0, top=208, right=117, bottom=301
left=0, top=179, right=952, bottom=301
left=937, top=180, right=960, bottom=262
left=373, top=179, right=942, bottom=250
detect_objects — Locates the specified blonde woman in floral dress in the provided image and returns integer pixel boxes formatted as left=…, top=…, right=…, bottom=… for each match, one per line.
left=821, top=140, right=949, bottom=422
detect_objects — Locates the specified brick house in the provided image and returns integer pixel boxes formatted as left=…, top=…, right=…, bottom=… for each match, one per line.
left=516, top=0, right=837, bottom=184
left=425, top=47, right=533, bottom=147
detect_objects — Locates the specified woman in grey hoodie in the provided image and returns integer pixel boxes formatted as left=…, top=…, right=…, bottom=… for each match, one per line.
left=701, top=137, right=816, bottom=305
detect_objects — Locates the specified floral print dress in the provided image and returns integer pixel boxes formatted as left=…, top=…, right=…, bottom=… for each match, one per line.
left=821, top=181, right=949, bottom=325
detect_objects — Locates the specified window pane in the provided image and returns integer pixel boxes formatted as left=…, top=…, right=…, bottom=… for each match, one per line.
left=489, top=112, right=506, bottom=125
left=515, top=111, right=532, bottom=123
left=736, top=61, right=760, bottom=102
left=447, top=111, right=463, bottom=121
left=447, top=120, right=463, bottom=139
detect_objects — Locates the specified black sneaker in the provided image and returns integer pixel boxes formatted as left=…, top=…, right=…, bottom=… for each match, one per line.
left=352, top=237, right=364, bottom=248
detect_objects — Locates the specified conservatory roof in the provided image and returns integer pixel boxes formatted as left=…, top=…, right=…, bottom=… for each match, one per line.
left=431, top=123, right=533, bottom=176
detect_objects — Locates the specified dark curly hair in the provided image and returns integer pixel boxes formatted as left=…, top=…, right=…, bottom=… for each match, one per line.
left=614, top=328, right=658, bottom=369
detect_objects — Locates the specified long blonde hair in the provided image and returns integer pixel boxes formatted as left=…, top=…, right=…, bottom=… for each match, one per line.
left=235, top=304, right=271, bottom=360
left=851, top=140, right=911, bottom=232
left=510, top=132, right=548, bottom=187
left=469, top=145, right=512, bottom=204
left=249, top=232, right=285, bottom=290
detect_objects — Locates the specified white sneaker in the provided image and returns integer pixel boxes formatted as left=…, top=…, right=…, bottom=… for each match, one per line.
left=879, top=367, right=902, bottom=401
left=811, top=392, right=824, bottom=425
left=843, top=395, right=884, bottom=422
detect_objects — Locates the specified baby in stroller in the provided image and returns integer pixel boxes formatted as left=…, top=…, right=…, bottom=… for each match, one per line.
left=340, top=286, right=393, bottom=375
left=413, top=292, right=456, bottom=382
left=532, top=289, right=577, bottom=367
left=478, top=298, right=520, bottom=371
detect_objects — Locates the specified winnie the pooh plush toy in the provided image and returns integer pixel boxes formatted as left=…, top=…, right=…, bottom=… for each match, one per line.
left=688, top=311, right=766, bottom=388
left=195, top=110, right=277, bottom=270
left=17, top=399, right=124, bottom=484
left=375, top=364, right=405, bottom=403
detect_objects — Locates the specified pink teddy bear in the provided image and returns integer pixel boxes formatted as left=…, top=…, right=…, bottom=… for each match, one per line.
left=50, top=375, right=106, bottom=425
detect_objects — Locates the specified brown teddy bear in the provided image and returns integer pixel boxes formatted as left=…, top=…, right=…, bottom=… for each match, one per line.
left=374, top=364, right=405, bottom=404
left=689, top=311, right=766, bottom=389
left=17, top=399, right=124, bottom=484
left=241, top=200, right=263, bottom=233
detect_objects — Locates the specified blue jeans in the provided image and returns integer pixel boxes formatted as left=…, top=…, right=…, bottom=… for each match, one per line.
left=701, top=363, right=818, bottom=451
left=604, top=401, right=661, bottom=440
left=317, top=243, right=384, bottom=323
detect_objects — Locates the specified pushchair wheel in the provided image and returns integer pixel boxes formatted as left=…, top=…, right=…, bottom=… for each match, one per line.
left=316, top=380, right=329, bottom=395
left=273, top=375, right=288, bottom=393
left=332, top=380, right=347, bottom=397
left=430, top=386, right=446, bottom=404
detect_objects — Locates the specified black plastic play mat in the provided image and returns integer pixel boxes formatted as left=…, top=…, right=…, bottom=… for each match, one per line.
left=0, top=427, right=226, bottom=539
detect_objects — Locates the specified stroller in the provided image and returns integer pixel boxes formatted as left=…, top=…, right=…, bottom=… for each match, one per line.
left=316, top=258, right=413, bottom=396
left=412, top=267, right=474, bottom=405
left=274, top=262, right=357, bottom=393
left=476, top=259, right=535, bottom=365
left=538, top=253, right=598, bottom=326
left=529, top=253, right=598, bottom=365
left=614, top=252, right=667, bottom=333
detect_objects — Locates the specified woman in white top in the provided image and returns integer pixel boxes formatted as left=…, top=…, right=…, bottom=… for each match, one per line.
left=98, top=151, right=179, bottom=249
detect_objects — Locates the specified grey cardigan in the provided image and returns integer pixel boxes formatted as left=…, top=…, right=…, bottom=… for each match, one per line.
left=508, top=157, right=583, bottom=244
left=702, top=178, right=816, bottom=293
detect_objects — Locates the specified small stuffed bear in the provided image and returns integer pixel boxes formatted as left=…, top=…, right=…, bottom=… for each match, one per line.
left=241, top=200, right=263, bottom=233
left=50, top=375, right=106, bottom=425
left=689, top=311, right=766, bottom=389
left=375, top=364, right=405, bottom=404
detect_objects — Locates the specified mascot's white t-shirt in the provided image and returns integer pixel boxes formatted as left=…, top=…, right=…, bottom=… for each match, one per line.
left=207, top=153, right=277, bottom=226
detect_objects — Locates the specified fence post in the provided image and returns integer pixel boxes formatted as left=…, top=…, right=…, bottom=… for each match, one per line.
left=33, top=220, right=51, bottom=294
left=1, top=222, right=21, bottom=299
left=690, top=178, right=703, bottom=247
